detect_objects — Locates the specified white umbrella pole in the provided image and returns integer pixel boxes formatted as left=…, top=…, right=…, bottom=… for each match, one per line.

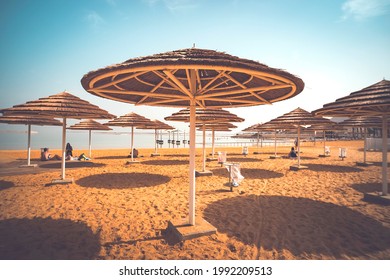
left=61, top=118, right=66, bottom=179
left=274, top=130, right=277, bottom=156
left=323, top=130, right=326, bottom=156
left=189, top=98, right=196, bottom=225
left=297, top=126, right=301, bottom=167
left=382, top=115, right=388, bottom=195
left=363, top=127, right=367, bottom=163
left=257, top=131, right=259, bottom=153
left=89, top=130, right=92, bottom=158
left=211, top=129, right=215, bottom=158
left=131, top=126, right=134, bottom=162
left=154, top=129, right=156, bottom=153
left=202, top=124, right=206, bottom=172
left=27, top=124, right=31, bottom=166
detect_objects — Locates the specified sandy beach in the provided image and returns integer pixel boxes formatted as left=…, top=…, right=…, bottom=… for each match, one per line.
left=0, top=140, right=389, bottom=260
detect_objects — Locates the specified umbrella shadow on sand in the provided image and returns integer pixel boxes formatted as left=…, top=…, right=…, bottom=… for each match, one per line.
left=76, top=172, right=171, bottom=189
left=228, top=157, right=263, bottom=163
left=211, top=168, right=284, bottom=180
left=204, top=195, right=390, bottom=259
left=39, top=161, right=106, bottom=169
left=0, top=217, right=100, bottom=260
left=0, top=180, right=15, bottom=191
left=94, top=155, right=130, bottom=160
left=350, top=182, right=382, bottom=194
left=141, top=159, right=189, bottom=166
left=304, top=164, right=363, bottom=173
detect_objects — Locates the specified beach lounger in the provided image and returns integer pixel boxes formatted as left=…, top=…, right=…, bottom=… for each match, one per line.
left=224, top=162, right=244, bottom=191
left=339, top=148, right=347, bottom=160
left=325, top=146, right=331, bottom=156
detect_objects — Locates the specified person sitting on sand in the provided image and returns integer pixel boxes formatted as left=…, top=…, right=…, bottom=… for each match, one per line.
left=42, top=148, right=61, bottom=161
left=66, top=143, right=73, bottom=158
left=289, top=147, right=297, bottom=158
left=128, top=148, right=139, bottom=158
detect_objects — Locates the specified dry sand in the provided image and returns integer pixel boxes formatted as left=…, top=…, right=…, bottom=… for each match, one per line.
left=0, top=140, right=389, bottom=260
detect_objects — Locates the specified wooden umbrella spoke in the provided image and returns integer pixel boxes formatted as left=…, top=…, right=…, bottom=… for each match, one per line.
left=197, top=70, right=226, bottom=95
left=92, top=71, right=148, bottom=90
left=163, top=70, right=193, bottom=99
left=222, top=72, right=272, bottom=104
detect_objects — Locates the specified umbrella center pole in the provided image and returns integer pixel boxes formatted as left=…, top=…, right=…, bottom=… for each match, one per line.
left=189, top=99, right=196, bottom=225
left=382, top=115, right=388, bottom=196
left=89, top=130, right=92, bottom=158
left=202, top=124, right=206, bottom=172
left=363, top=127, right=367, bottom=163
left=27, top=124, right=31, bottom=166
left=297, top=126, right=301, bottom=167
left=155, top=129, right=158, bottom=154
left=61, top=118, right=67, bottom=179
left=211, top=129, right=215, bottom=158
left=131, top=126, right=134, bottom=161
left=323, top=131, right=326, bottom=155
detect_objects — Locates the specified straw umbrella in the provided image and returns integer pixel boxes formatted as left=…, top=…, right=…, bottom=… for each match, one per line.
left=197, top=122, right=237, bottom=160
left=313, top=79, right=390, bottom=197
left=165, top=108, right=244, bottom=176
left=137, top=119, right=174, bottom=156
left=302, top=119, right=340, bottom=157
left=242, top=123, right=262, bottom=154
left=268, top=107, right=333, bottom=170
left=81, top=47, right=304, bottom=230
left=0, top=91, right=115, bottom=183
left=338, top=116, right=389, bottom=166
left=254, top=121, right=297, bottom=159
left=104, top=112, right=152, bottom=162
left=0, top=115, right=62, bottom=167
left=68, top=119, right=112, bottom=158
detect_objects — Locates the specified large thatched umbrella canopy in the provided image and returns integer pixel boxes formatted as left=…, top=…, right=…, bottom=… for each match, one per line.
left=81, top=47, right=304, bottom=227
left=165, top=108, right=244, bottom=175
left=137, top=119, right=175, bottom=156
left=313, top=80, right=390, bottom=196
left=0, top=91, right=115, bottom=183
left=0, top=115, right=62, bottom=167
left=267, top=107, right=332, bottom=168
left=104, top=112, right=152, bottom=162
left=68, top=119, right=112, bottom=158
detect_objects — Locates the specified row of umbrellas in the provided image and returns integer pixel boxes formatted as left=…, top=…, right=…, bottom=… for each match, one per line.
left=1, top=48, right=388, bottom=232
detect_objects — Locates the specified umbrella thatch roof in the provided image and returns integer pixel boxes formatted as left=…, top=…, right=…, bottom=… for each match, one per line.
left=242, top=123, right=262, bottom=132
left=268, top=107, right=334, bottom=126
left=165, top=108, right=244, bottom=123
left=81, top=48, right=304, bottom=108
left=337, top=116, right=389, bottom=128
left=68, top=119, right=112, bottom=130
left=313, top=80, right=390, bottom=117
left=196, top=122, right=237, bottom=129
left=104, top=112, right=152, bottom=127
left=0, top=115, right=62, bottom=126
left=137, top=119, right=175, bottom=130
left=0, top=91, right=115, bottom=119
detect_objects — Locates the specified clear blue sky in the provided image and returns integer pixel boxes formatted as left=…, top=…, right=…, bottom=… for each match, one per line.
left=1, top=0, right=390, bottom=146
